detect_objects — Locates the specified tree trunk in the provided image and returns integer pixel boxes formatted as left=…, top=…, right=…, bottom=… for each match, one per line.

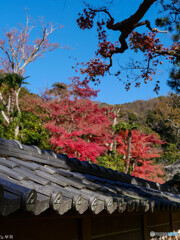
left=110, top=108, right=121, bottom=151
left=15, top=88, right=21, bottom=115
left=125, top=130, right=132, bottom=174
left=14, top=88, right=21, bottom=138
left=15, top=125, right=19, bottom=138
left=132, top=161, right=135, bottom=173
left=1, top=111, right=10, bottom=124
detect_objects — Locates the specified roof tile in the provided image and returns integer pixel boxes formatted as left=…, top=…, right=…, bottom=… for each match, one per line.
left=0, top=137, right=180, bottom=216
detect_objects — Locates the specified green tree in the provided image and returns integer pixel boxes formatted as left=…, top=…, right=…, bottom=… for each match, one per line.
left=156, top=0, right=180, bottom=92
left=1, top=110, right=50, bottom=149
left=0, top=73, right=29, bottom=137
left=97, top=151, right=125, bottom=172
left=146, top=93, right=180, bottom=146
left=158, top=143, right=180, bottom=165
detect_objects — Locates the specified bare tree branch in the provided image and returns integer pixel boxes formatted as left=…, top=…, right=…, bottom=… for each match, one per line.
left=0, top=92, right=7, bottom=108
left=135, top=20, right=168, bottom=33
left=0, top=14, right=59, bottom=76
left=0, top=13, right=60, bottom=137
left=1, top=111, right=9, bottom=124
left=89, top=7, right=114, bottom=20
left=88, top=0, right=170, bottom=65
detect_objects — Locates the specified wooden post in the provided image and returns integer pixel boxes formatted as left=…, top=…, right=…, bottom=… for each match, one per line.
left=169, top=212, right=174, bottom=231
left=79, top=216, right=91, bottom=240
left=142, top=214, right=149, bottom=240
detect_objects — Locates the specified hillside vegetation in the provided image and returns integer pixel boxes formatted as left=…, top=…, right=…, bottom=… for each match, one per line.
left=0, top=84, right=179, bottom=183
left=111, top=94, right=180, bottom=166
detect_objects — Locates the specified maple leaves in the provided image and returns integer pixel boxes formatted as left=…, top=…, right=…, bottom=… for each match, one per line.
left=45, top=102, right=112, bottom=162
left=23, top=80, right=113, bottom=163
left=129, top=32, right=163, bottom=53
left=116, top=130, right=164, bottom=182
left=69, top=76, right=99, bottom=99
left=44, top=99, right=113, bottom=162
left=77, top=8, right=96, bottom=29
left=97, top=41, right=116, bottom=58
left=80, top=58, right=109, bottom=84
left=129, top=31, right=179, bottom=92
left=21, top=79, right=165, bottom=182
left=76, top=13, right=117, bottom=84
left=132, top=160, right=164, bottom=183
left=76, top=1, right=179, bottom=92
left=128, top=32, right=162, bottom=91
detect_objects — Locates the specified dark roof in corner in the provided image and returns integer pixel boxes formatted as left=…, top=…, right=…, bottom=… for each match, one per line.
left=0, top=138, right=180, bottom=217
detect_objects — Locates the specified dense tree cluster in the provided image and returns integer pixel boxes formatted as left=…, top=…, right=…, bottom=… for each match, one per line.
left=0, top=3, right=179, bottom=183
left=0, top=79, right=166, bottom=183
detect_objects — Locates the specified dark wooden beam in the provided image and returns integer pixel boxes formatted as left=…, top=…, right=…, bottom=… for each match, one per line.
left=170, top=212, right=174, bottom=231
left=141, top=214, right=148, bottom=240
left=80, top=216, right=91, bottom=240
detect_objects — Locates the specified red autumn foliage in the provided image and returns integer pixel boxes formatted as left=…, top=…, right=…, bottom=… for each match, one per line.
left=76, top=17, right=118, bottom=85
left=80, top=58, right=109, bottom=84
left=45, top=99, right=113, bottom=162
left=129, top=32, right=163, bottom=53
left=77, top=9, right=96, bottom=29
left=132, top=160, right=164, bottom=184
left=116, top=130, right=164, bottom=183
left=69, top=76, right=99, bottom=99
left=22, top=79, right=113, bottom=163
left=21, top=77, right=165, bottom=181
left=76, top=5, right=179, bottom=92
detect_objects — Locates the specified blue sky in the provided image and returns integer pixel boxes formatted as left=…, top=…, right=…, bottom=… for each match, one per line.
left=0, top=0, right=173, bottom=104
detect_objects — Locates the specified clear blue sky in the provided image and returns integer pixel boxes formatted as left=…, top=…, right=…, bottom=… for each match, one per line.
left=0, top=0, right=173, bottom=104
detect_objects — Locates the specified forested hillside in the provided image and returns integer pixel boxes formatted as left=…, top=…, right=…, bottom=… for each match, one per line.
left=100, top=94, right=180, bottom=167
left=120, top=95, right=179, bottom=144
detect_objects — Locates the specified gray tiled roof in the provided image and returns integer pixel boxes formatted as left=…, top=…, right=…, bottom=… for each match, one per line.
left=0, top=138, right=180, bottom=216
left=165, top=159, right=180, bottom=179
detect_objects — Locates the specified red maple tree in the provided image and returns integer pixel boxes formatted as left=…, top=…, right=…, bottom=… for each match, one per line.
left=22, top=78, right=113, bottom=163
left=116, top=130, right=164, bottom=183
left=22, top=77, right=165, bottom=181
left=76, top=1, right=179, bottom=92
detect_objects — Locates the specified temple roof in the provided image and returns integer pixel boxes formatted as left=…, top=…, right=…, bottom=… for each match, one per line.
left=165, top=160, right=180, bottom=179
left=0, top=138, right=180, bottom=216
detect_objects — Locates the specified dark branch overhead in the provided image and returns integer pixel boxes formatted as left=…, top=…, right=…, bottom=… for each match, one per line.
left=90, top=0, right=158, bottom=56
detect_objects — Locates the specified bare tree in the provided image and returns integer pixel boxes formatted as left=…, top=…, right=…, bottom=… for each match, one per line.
left=0, top=14, right=60, bottom=137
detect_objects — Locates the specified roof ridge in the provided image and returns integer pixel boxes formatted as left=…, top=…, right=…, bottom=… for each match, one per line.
left=0, top=138, right=175, bottom=193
